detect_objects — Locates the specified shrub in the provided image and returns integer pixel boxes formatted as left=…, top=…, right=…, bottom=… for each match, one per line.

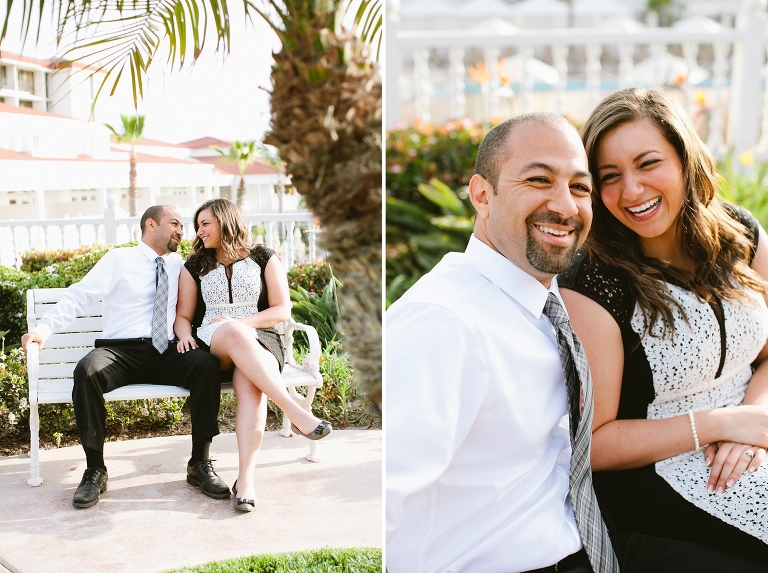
left=287, top=260, right=334, bottom=296
left=21, top=246, right=97, bottom=273
left=282, top=341, right=379, bottom=428
left=387, top=118, right=483, bottom=214
left=0, top=267, right=29, bottom=346
left=0, top=347, right=28, bottom=440
left=289, top=261, right=342, bottom=348
left=387, top=179, right=473, bottom=306
left=717, top=154, right=768, bottom=229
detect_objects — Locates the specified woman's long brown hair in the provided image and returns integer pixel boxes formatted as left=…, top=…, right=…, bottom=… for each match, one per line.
left=580, top=87, right=765, bottom=336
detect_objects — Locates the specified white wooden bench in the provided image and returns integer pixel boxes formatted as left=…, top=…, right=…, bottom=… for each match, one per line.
left=25, top=287, right=326, bottom=486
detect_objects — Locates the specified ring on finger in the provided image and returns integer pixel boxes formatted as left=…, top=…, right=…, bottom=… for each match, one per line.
left=743, top=449, right=755, bottom=459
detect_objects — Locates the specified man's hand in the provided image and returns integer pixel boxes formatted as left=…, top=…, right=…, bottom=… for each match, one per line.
left=21, top=332, right=44, bottom=353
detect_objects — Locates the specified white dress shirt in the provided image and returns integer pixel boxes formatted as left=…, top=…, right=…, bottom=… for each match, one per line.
left=33, top=240, right=182, bottom=344
left=386, top=235, right=582, bottom=573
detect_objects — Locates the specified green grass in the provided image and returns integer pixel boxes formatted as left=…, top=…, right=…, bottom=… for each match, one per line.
left=161, top=547, right=382, bottom=573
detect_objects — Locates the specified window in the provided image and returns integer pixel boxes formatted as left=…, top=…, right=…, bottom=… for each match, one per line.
left=18, top=70, right=35, bottom=94
left=0, top=66, right=6, bottom=88
left=19, top=100, right=33, bottom=108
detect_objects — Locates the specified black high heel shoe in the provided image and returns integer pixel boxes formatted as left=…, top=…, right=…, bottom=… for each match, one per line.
left=232, top=480, right=256, bottom=513
left=291, top=420, right=332, bottom=441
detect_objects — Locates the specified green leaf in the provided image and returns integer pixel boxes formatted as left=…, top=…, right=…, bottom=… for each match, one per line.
left=418, top=179, right=469, bottom=217
left=430, top=215, right=474, bottom=232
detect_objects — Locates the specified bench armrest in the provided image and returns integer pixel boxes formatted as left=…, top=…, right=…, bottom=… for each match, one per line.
left=283, top=318, right=323, bottom=386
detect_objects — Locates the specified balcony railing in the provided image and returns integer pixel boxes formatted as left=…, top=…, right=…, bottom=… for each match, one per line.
left=386, top=2, right=768, bottom=157
left=0, top=209, right=323, bottom=270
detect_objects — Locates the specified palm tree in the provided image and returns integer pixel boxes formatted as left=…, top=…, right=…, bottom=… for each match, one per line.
left=212, top=140, right=258, bottom=209
left=1, top=0, right=383, bottom=410
left=105, top=114, right=145, bottom=216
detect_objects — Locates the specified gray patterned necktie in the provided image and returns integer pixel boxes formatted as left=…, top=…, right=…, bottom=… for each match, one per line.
left=151, top=257, right=169, bottom=353
left=543, top=292, right=620, bottom=573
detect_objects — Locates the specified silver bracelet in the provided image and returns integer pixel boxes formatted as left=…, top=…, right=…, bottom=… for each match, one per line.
left=688, top=410, right=701, bottom=453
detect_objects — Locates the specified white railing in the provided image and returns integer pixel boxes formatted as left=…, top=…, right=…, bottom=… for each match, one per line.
left=0, top=209, right=323, bottom=270
left=386, top=2, right=768, bottom=157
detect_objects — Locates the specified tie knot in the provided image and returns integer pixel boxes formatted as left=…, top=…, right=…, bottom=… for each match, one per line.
left=155, top=256, right=164, bottom=267
left=543, top=292, right=569, bottom=329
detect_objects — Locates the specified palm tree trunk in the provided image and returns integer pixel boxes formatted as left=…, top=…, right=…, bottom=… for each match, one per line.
left=265, top=29, right=382, bottom=411
left=129, top=150, right=137, bottom=216
left=237, top=176, right=246, bottom=209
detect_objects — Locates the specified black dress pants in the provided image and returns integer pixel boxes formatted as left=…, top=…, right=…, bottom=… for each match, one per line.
left=72, top=338, right=222, bottom=453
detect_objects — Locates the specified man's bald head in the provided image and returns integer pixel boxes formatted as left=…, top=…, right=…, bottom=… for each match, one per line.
left=475, top=113, right=578, bottom=191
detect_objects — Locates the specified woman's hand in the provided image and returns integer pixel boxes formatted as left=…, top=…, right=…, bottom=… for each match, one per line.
left=209, top=315, right=233, bottom=325
left=705, top=441, right=766, bottom=494
left=177, top=335, right=198, bottom=353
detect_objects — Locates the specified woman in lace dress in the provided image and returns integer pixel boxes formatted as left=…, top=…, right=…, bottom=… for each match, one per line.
left=175, top=198, right=331, bottom=511
left=559, top=88, right=768, bottom=559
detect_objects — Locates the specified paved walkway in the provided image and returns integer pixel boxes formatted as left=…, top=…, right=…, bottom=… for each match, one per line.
left=0, top=430, right=381, bottom=573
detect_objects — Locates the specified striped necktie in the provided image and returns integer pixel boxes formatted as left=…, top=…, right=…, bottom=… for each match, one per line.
left=151, top=257, right=169, bottom=354
left=543, top=292, right=620, bottom=573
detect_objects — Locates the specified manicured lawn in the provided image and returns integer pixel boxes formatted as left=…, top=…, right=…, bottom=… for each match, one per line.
left=162, top=547, right=382, bottom=573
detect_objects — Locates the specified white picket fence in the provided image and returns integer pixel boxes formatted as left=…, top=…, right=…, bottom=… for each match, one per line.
left=0, top=209, right=323, bottom=270
left=386, top=1, right=768, bottom=157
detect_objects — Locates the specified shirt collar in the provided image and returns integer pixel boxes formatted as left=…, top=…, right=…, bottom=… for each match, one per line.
left=138, top=239, right=168, bottom=262
left=465, top=234, right=562, bottom=319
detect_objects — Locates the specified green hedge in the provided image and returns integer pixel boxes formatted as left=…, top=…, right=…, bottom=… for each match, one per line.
left=387, top=119, right=483, bottom=213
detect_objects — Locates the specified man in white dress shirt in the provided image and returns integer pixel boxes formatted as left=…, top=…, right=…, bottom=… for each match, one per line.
left=22, top=205, right=229, bottom=509
left=386, top=115, right=768, bottom=573
left=387, top=113, right=598, bottom=573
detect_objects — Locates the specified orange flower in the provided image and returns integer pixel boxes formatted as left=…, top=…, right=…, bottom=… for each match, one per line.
left=468, top=61, right=491, bottom=84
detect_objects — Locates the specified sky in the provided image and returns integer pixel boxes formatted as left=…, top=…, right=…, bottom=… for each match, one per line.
left=1, top=2, right=282, bottom=144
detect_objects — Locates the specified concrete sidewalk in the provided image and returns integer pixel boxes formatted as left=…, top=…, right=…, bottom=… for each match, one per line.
left=0, top=430, right=381, bottom=573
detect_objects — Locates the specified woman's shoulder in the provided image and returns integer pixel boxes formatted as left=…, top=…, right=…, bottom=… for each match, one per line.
left=720, top=201, right=760, bottom=261
left=184, top=253, right=205, bottom=276
left=249, top=245, right=276, bottom=269
left=559, top=251, right=635, bottom=326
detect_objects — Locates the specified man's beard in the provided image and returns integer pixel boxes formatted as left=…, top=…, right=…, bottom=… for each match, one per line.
left=167, top=238, right=179, bottom=252
left=525, top=213, right=584, bottom=274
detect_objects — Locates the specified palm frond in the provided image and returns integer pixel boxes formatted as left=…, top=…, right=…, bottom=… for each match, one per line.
left=1, top=0, right=231, bottom=111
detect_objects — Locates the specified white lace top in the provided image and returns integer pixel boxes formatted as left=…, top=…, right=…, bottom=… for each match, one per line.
left=195, top=256, right=263, bottom=346
left=634, top=283, right=768, bottom=542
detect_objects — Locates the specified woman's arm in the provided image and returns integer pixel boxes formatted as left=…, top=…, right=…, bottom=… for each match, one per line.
left=743, top=226, right=768, bottom=408
left=560, top=288, right=768, bottom=472
left=174, top=266, right=199, bottom=352
left=236, top=255, right=292, bottom=329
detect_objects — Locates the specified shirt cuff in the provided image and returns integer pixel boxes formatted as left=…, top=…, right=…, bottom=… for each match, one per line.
left=32, top=323, right=52, bottom=343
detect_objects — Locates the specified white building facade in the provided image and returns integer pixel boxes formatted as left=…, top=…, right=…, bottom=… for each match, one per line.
left=0, top=52, right=294, bottom=220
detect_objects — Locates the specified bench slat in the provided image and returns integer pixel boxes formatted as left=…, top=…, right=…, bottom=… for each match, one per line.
left=30, top=288, right=68, bottom=302
left=39, top=382, right=236, bottom=403
left=33, top=316, right=102, bottom=333
left=35, top=302, right=104, bottom=319
left=39, top=347, right=93, bottom=364
left=39, top=363, right=81, bottom=378
left=45, top=332, right=101, bottom=348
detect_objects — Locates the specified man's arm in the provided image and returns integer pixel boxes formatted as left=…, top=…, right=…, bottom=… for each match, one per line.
left=386, top=302, right=483, bottom=565
left=21, top=251, right=120, bottom=351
